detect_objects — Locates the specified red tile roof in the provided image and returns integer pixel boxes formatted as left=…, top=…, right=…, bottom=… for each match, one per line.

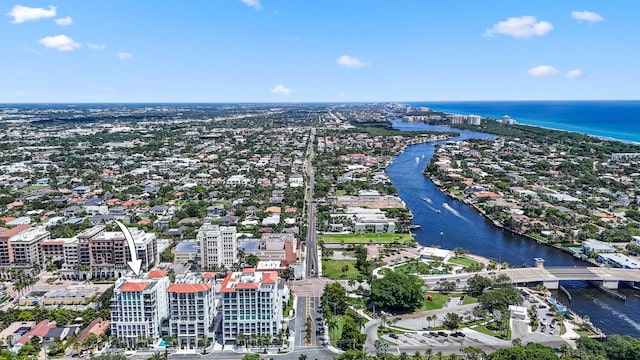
left=167, top=283, right=212, bottom=293
left=17, top=320, right=56, bottom=344
left=202, top=272, right=217, bottom=279
left=120, top=281, right=150, bottom=293
left=262, top=271, right=278, bottom=284
left=147, top=270, right=168, bottom=278
left=0, top=224, right=30, bottom=238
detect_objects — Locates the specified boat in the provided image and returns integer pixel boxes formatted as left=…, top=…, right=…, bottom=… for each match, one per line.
left=435, top=209, right=441, bottom=213
left=408, top=225, right=421, bottom=230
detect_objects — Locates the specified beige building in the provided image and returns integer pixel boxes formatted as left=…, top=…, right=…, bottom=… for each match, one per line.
left=197, top=224, right=237, bottom=270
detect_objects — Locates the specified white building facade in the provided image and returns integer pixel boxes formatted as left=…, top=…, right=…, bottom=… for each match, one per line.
left=197, top=224, right=237, bottom=269
left=110, top=276, right=169, bottom=348
left=220, top=270, right=283, bottom=344
left=167, top=273, right=217, bottom=350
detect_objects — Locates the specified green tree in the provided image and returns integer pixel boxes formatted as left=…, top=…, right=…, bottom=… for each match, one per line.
left=370, top=271, right=425, bottom=311
left=322, top=283, right=348, bottom=315
left=442, top=312, right=462, bottom=330
left=467, top=275, right=492, bottom=296
left=245, top=254, right=260, bottom=267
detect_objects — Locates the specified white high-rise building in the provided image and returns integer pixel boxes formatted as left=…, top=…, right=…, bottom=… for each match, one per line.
left=197, top=224, right=237, bottom=269
left=220, top=270, right=283, bottom=344
left=110, top=275, right=169, bottom=348
left=167, top=272, right=217, bottom=350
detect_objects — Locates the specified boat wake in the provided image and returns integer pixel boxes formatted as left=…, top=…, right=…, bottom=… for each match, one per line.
left=442, top=203, right=471, bottom=223
left=592, top=297, right=640, bottom=332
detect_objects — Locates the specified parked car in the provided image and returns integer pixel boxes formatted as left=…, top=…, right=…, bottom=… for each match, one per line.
left=455, top=331, right=466, bottom=337
left=438, top=331, right=448, bottom=337
left=422, top=332, right=432, bottom=338
left=405, top=333, right=413, bottom=338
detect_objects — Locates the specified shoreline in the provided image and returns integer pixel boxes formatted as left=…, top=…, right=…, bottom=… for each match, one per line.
left=437, top=187, right=599, bottom=268
left=417, top=101, right=640, bottom=146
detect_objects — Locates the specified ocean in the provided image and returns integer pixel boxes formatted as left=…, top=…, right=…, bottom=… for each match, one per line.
left=408, top=100, right=640, bottom=144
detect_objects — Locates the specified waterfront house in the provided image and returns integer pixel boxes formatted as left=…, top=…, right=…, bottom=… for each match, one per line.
left=582, top=239, right=616, bottom=255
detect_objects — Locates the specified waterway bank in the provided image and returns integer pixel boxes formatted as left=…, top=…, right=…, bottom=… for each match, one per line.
left=385, top=120, right=640, bottom=337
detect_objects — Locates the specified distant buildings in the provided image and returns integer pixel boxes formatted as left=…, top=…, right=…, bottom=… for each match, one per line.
left=55, top=225, right=158, bottom=280
left=197, top=223, right=237, bottom=270
left=238, top=233, right=298, bottom=265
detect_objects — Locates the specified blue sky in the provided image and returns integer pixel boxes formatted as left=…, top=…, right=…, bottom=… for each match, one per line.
left=1, top=1, right=638, bottom=102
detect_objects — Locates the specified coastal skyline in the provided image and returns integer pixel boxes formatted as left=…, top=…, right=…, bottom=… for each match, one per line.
left=2, top=1, right=639, bottom=103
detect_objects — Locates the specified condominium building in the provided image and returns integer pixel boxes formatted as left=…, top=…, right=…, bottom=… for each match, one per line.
left=110, top=275, right=169, bottom=348
left=0, top=225, right=50, bottom=273
left=68, top=225, right=158, bottom=278
left=197, top=224, right=237, bottom=270
left=220, top=270, right=284, bottom=344
left=167, top=273, right=217, bottom=350
left=42, top=238, right=76, bottom=266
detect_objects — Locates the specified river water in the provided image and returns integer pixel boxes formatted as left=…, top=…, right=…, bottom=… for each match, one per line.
left=386, top=120, right=640, bottom=336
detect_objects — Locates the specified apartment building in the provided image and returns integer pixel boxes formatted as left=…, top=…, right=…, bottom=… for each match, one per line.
left=197, top=224, right=237, bottom=270
left=220, top=270, right=284, bottom=344
left=167, top=273, right=217, bottom=350
left=0, top=225, right=50, bottom=274
left=69, top=225, right=158, bottom=278
left=110, top=276, right=169, bottom=348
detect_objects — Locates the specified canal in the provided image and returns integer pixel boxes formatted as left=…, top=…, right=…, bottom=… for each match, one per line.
left=386, top=120, right=640, bottom=336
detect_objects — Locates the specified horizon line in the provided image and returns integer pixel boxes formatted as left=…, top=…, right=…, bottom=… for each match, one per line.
left=2, top=99, right=640, bottom=105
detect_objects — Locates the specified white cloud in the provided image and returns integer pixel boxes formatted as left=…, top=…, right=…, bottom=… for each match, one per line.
left=117, top=52, right=132, bottom=60
left=484, top=16, right=553, bottom=38
left=7, top=5, right=56, bottom=23
left=55, top=16, right=72, bottom=26
left=240, top=0, right=261, bottom=10
left=571, top=11, right=604, bottom=23
left=39, top=34, right=80, bottom=51
left=336, top=55, right=365, bottom=69
left=527, top=65, right=558, bottom=77
left=270, top=84, right=293, bottom=95
left=88, top=43, right=106, bottom=50
left=566, top=69, right=583, bottom=78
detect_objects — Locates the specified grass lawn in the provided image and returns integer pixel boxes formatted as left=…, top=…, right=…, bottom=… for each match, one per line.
left=462, top=295, right=478, bottom=305
left=448, top=256, right=482, bottom=268
left=322, top=260, right=361, bottom=280
left=335, top=190, right=347, bottom=196
left=329, top=315, right=346, bottom=346
left=576, top=328, right=597, bottom=337
left=475, top=323, right=511, bottom=340
left=320, top=233, right=414, bottom=244
left=420, top=292, right=449, bottom=311
left=395, top=261, right=432, bottom=275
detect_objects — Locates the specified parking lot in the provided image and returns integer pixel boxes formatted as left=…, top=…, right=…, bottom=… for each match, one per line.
left=382, top=328, right=509, bottom=352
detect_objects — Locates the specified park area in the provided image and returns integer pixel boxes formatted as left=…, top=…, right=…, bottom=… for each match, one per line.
left=320, top=233, right=414, bottom=244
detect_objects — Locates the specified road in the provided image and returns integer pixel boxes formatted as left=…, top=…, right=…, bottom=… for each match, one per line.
left=170, top=346, right=336, bottom=360
left=304, top=127, right=319, bottom=278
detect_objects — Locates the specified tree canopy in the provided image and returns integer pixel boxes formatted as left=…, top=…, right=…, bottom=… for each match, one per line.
left=370, top=271, right=425, bottom=311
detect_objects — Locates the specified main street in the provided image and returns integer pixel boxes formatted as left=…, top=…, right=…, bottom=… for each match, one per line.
left=304, top=127, right=319, bottom=278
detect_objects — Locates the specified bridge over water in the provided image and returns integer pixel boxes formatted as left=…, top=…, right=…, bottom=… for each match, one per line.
left=421, top=266, right=640, bottom=290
